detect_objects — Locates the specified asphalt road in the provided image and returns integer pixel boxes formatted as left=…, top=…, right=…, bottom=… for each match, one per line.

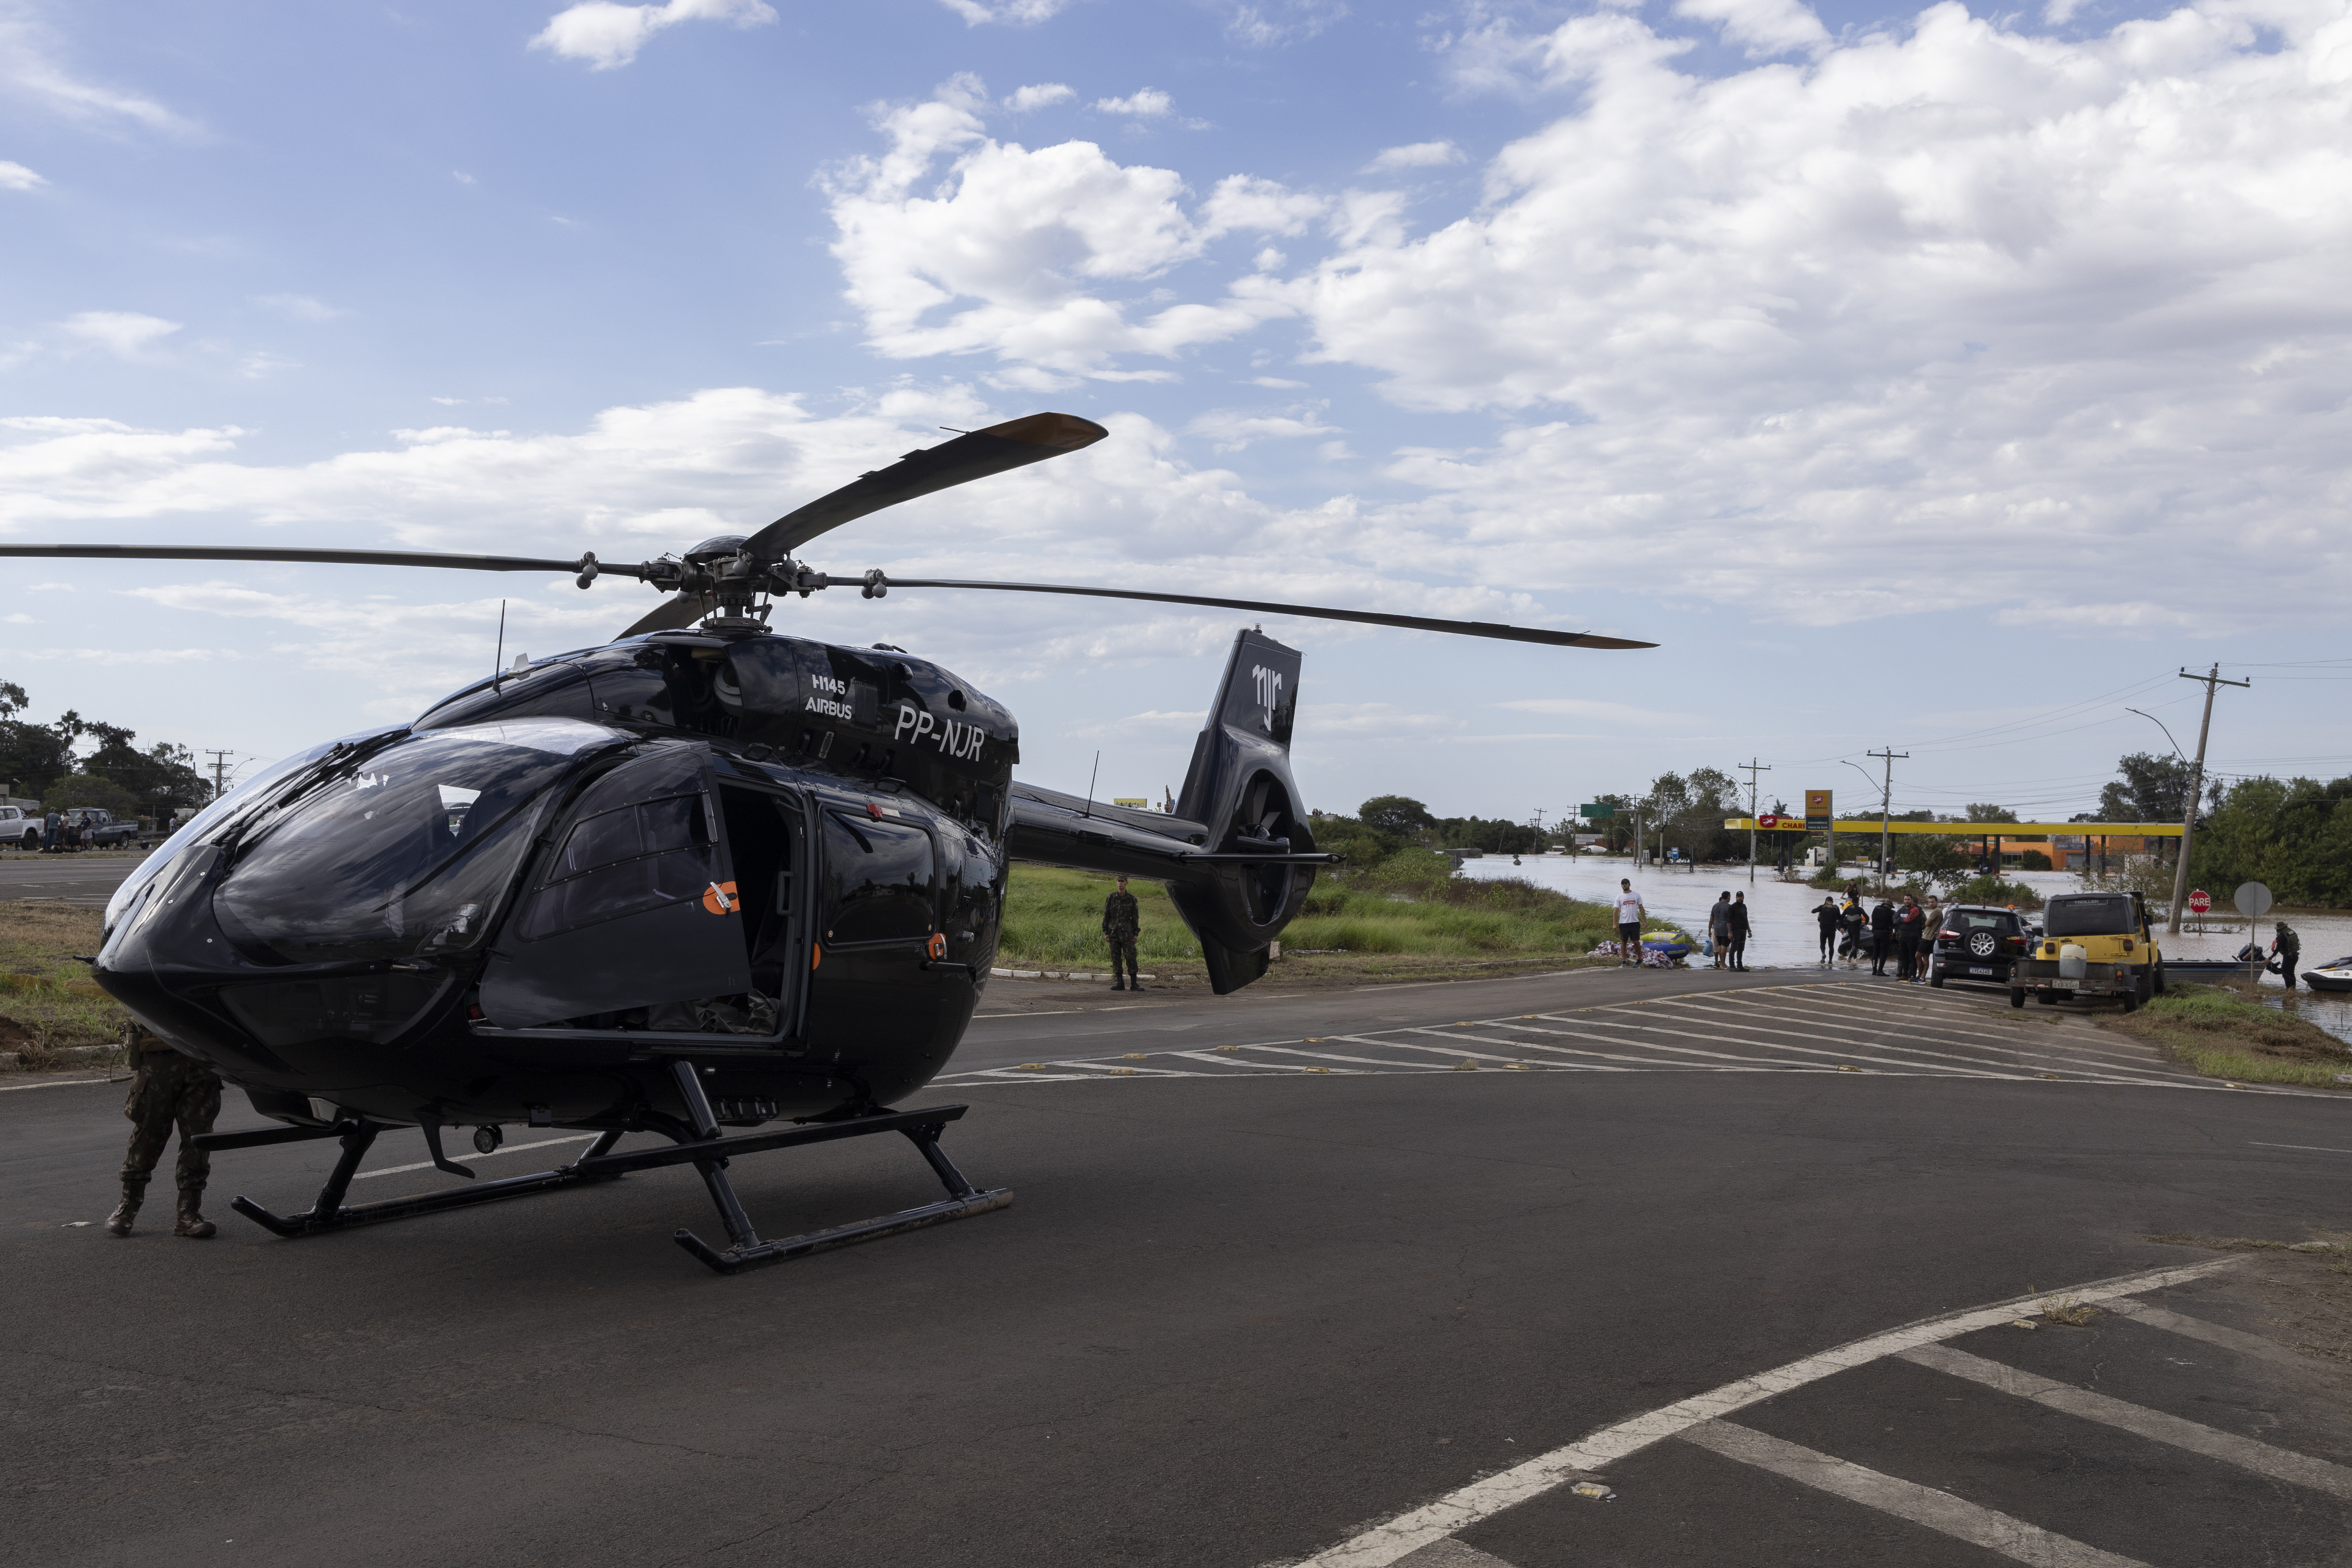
left=7, top=964, right=2352, bottom=1568
left=0, top=848, right=149, bottom=907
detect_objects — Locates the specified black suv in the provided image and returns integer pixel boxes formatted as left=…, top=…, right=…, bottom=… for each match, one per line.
left=1928, top=905, right=2037, bottom=988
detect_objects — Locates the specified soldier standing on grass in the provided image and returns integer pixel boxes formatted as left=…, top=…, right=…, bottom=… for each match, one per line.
left=104, top=1023, right=222, bottom=1239
left=1103, top=875, right=1142, bottom=991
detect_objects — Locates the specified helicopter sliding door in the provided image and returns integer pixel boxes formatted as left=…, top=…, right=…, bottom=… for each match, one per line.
left=478, top=746, right=755, bottom=1029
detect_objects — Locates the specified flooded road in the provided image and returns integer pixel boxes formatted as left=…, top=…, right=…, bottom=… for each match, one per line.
left=1457, top=852, right=2352, bottom=1044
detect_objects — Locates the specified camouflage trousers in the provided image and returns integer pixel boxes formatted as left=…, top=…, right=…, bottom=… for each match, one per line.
left=1106, top=935, right=1139, bottom=980
left=120, top=1050, right=221, bottom=1198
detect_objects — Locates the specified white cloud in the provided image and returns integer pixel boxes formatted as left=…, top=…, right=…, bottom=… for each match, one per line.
left=1093, top=88, right=1174, bottom=118
left=530, top=0, right=776, bottom=71
left=1201, top=174, right=1327, bottom=234
left=1186, top=403, right=1339, bottom=451
left=0, top=13, right=193, bottom=135
left=823, top=78, right=1313, bottom=377
left=1228, top=1, right=1349, bottom=47
left=58, top=312, right=181, bottom=359
left=1004, top=82, right=1075, bottom=112
left=0, top=160, right=45, bottom=190
left=1364, top=141, right=1465, bottom=172
left=1191, top=0, right=2352, bottom=631
left=1671, top=0, right=1830, bottom=57
left=254, top=294, right=347, bottom=323
left=937, top=0, right=1075, bottom=24
left=1248, top=375, right=1307, bottom=388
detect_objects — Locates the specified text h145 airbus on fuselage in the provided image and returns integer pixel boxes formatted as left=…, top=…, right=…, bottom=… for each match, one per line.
left=3, top=413, right=1653, bottom=1271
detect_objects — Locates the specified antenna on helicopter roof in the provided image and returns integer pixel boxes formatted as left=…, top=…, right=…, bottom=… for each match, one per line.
left=492, top=600, right=507, bottom=690
left=1084, top=749, right=1100, bottom=819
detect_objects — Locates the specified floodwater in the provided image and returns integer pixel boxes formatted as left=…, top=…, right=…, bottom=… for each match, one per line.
left=1454, top=852, right=2352, bottom=1046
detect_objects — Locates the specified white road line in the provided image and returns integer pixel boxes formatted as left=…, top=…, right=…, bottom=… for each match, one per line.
left=1165, top=1050, right=1338, bottom=1074
left=0, top=1076, right=114, bottom=1093
left=2249, top=1141, right=2352, bottom=1155
left=1710, top=992, right=2184, bottom=1068
left=355, top=1133, right=597, bottom=1180
left=1344, top=1032, right=1633, bottom=1072
left=1630, top=995, right=2191, bottom=1082
left=1299, top=1258, right=2239, bottom=1568
left=2102, top=1298, right=2321, bottom=1374
left=1745, top=993, right=2190, bottom=1071
left=1675, top=997, right=2202, bottom=1084
left=1499, top=1020, right=1856, bottom=1074
left=1390, top=1541, right=1517, bottom=1568
left=1679, top=1421, right=2148, bottom=1568
left=1582, top=1007, right=2024, bottom=1080
left=1419, top=1028, right=1738, bottom=1073
left=1900, top=1343, right=2352, bottom=1499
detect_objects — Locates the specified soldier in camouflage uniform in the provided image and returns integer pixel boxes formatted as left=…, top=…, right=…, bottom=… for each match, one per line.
left=1102, top=875, right=1141, bottom=991
left=105, top=1023, right=222, bottom=1238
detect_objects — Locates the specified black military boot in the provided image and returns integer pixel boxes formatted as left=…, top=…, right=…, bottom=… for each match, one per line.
left=104, top=1187, right=142, bottom=1236
left=174, top=1191, right=216, bottom=1239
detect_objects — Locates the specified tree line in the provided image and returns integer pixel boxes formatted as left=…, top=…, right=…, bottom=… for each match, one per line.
left=0, top=682, right=211, bottom=818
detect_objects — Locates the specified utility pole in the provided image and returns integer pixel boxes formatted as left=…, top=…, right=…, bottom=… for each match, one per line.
left=2167, top=665, right=2250, bottom=935
left=1867, top=747, right=1907, bottom=893
left=204, top=749, right=234, bottom=804
left=1738, top=758, right=1770, bottom=885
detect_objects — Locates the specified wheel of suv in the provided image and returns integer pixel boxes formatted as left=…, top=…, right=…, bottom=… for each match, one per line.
left=1967, top=931, right=2000, bottom=959
left=2010, top=987, right=2026, bottom=1009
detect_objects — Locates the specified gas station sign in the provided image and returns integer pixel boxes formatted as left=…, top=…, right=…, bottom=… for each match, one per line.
left=1804, top=790, right=1833, bottom=832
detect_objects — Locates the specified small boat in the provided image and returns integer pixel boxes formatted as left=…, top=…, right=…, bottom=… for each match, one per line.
left=2302, top=958, right=2352, bottom=994
left=2166, top=958, right=2258, bottom=976
left=1641, top=931, right=1693, bottom=962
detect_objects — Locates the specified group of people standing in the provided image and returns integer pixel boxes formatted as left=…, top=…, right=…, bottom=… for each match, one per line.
left=1814, top=887, right=1943, bottom=982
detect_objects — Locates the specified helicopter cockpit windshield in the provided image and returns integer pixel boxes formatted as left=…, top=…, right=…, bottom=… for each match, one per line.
left=211, top=719, right=626, bottom=966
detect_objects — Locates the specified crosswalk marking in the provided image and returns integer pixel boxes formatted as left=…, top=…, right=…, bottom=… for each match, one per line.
left=1679, top=1421, right=2151, bottom=1568
left=2101, top=1298, right=2323, bottom=1373
left=1297, top=1259, right=2239, bottom=1568
left=936, top=982, right=2281, bottom=1094
left=1900, top=1343, right=2352, bottom=1499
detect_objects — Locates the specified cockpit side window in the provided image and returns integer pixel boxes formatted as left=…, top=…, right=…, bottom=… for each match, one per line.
left=513, top=755, right=717, bottom=943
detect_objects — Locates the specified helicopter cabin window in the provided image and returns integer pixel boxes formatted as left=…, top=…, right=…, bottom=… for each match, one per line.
left=514, top=789, right=715, bottom=942
left=822, top=810, right=934, bottom=944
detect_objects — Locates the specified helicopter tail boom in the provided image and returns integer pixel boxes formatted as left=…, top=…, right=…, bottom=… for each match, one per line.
left=1005, top=629, right=1321, bottom=994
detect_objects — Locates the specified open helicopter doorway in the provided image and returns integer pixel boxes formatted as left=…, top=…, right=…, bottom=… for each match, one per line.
left=474, top=748, right=810, bottom=1044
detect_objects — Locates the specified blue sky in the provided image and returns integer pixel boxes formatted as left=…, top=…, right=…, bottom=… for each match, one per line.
left=3, top=0, right=2347, bottom=823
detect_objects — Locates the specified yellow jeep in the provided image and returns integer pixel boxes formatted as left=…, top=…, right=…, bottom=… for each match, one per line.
left=2010, top=891, right=2165, bottom=1011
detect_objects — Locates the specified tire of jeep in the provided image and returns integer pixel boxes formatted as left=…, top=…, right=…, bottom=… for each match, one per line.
left=2036, top=993, right=2057, bottom=1005
left=2121, top=985, right=2139, bottom=1013
left=2153, top=962, right=2167, bottom=996
left=2010, top=987, right=2026, bottom=1009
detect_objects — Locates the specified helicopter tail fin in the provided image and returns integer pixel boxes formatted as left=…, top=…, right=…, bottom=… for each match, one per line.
left=1164, top=629, right=1314, bottom=993
left=1003, top=628, right=1320, bottom=995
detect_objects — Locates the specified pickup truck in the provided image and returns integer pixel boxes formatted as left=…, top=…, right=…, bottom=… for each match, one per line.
left=0, top=805, right=38, bottom=850
left=60, top=808, right=143, bottom=849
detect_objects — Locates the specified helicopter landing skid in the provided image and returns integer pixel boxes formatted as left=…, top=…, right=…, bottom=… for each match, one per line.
left=203, top=1085, right=1011, bottom=1273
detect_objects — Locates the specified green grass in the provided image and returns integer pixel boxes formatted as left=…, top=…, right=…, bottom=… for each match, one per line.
left=2110, top=981, right=2352, bottom=1090
left=997, top=853, right=1626, bottom=968
left=0, top=901, right=132, bottom=1059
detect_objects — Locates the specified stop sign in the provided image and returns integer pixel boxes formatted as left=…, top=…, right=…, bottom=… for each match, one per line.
left=2188, top=889, right=2212, bottom=914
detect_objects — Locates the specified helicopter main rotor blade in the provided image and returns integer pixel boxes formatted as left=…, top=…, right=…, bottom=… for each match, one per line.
left=871, top=577, right=1657, bottom=650
left=617, top=592, right=715, bottom=639
left=0, top=543, right=648, bottom=577
left=745, top=412, right=1108, bottom=564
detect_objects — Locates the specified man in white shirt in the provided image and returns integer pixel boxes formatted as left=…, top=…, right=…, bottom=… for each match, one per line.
left=1614, top=879, right=1646, bottom=967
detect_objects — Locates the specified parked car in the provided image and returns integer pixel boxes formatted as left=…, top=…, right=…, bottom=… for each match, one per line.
left=60, top=807, right=142, bottom=848
left=1927, top=904, right=2036, bottom=988
left=2010, top=891, right=2165, bottom=1011
left=0, top=804, right=39, bottom=849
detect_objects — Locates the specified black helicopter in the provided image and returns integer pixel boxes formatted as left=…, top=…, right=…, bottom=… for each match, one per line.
left=4, top=412, right=1652, bottom=1272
